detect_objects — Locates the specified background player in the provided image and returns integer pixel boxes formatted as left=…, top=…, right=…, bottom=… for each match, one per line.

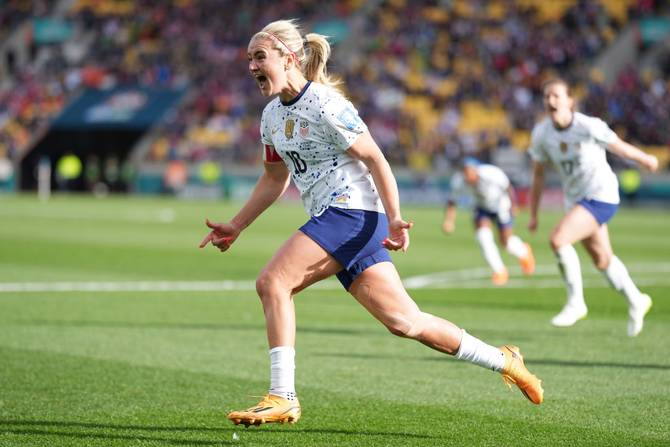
left=199, top=19, right=544, bottom=427
left=443, top=157, right=535, bottom=285
left=528, top=78, right=658, bottom=336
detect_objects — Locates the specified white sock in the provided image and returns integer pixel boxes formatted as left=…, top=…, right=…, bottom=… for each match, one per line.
left=268, top=346, right=296, bottom=400
left=603, top=255, right=642, bottom=306
left=506, top=235, right=528, bottom=259
left=455, top=330, right=505, bottom=372
left=476, top=227, right=506, bottom=273
left=556, top=245, right=585, bottom=308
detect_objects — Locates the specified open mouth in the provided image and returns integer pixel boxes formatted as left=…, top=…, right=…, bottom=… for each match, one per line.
left=254, top=74, right=268, bottom=89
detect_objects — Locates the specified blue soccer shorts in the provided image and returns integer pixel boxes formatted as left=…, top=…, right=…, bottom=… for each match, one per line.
left=577, top=198, right=618, bottom=225
left=473, top=207, right=513, bottom=230
left=299, top=207, right=392, bottom=290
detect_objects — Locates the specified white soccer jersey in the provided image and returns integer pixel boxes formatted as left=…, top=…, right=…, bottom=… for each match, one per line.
left=528, top=112, right=620, bottom=208
left=260, top=81, right=384, bottom=216
left=450, top=164, right=511, bottom=213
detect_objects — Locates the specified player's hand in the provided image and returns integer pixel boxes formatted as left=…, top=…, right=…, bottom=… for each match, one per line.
left=199, top=218, right=240, bottom=252
left=442, top=220, right=455, bottom=234
left=383, top=219, right=414, bottom=252
left=528, top=215, right=538, bottom=233
left=643, top=154, right=659, bottom=173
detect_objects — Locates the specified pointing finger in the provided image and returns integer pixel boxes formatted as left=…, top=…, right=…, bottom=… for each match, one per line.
left=199, top=232, right=213, bottom=248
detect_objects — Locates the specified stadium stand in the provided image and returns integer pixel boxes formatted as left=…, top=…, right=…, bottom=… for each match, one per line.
left=0, top=0, right=668, bottom=193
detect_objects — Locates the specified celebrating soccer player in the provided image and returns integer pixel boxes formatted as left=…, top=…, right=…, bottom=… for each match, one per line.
left=200, top=19, right=543, bottom=427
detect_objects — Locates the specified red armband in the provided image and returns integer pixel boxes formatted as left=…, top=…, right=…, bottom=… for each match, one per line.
left=264, top=145, right=283, bottom=162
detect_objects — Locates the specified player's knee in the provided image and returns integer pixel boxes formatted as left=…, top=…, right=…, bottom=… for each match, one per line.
left=593, top=252, right=611, bottom=270
left=255, top=272, right=285, bottom=302
left=384, top=311, right=428, bottom=339
left=549, top=235, right=564, bottom=252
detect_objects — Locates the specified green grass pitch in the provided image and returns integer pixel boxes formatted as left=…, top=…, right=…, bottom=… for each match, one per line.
left=0, top=194, right=668, bottom=446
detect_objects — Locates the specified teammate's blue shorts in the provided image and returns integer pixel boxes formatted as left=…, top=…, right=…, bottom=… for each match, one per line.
left=474, top=207, right=513, bottom=230
left=577, top=198, right=618, bottom=225
left=299, top=207, right=392, bottom=291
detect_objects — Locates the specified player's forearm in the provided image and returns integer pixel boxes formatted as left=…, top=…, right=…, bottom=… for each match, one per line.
left=444, top=204, right=457, bottom=224
left=608, top=139, right=655, bottom=167
left=508, top=186, right=517, bottom=207
left=529, top=166, right=544, bottom=218
left=231, top=171, right=290, bottom=230
left=366, top=154, right=402, bottom=222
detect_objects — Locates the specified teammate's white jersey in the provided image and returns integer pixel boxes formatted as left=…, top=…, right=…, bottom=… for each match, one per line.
left=528, top=112, right=620, bottom=208
left=260, top=81, right=384, bottom=216
left=450, top=164, right=511, bottom=213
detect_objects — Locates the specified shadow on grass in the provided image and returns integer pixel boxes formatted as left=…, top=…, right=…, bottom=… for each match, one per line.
left=0, top=420, right=231, bottom=446
left=0, top=419, right=435, bottom=442
left=315, top=352, right=670, bottom=370
left=529, top=358, right=670, bottom=370
left=293, top=427, right=435, bottom=439
left=15, top=319, right=378, bottom=336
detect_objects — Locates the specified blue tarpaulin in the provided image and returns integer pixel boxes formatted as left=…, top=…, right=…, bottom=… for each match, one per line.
left=53, top=86, right=187, bottom=130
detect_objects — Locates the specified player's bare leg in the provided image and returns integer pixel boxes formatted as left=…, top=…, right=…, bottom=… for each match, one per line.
left=549, top=205, right=599, bottom=327
left=475, top=220, right=508, bottom=285
left=349, top=262, right=543, bottom=404
left=499, top=227, right=535, bottom=275
left=582, top=225, right=652, bottom=336
left=228, top=231, right=342, bottom=426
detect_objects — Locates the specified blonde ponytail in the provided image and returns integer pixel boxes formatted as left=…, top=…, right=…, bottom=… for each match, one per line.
left=303, top=33, right=342, bottom=91
left=252, top=19, right=343, bottom=92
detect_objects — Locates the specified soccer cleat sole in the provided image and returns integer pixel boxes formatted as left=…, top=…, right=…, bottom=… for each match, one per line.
left=628, top=295, right=652, bottom=337
left=502, top=374, right=543, bottom=404
left=230, top=415, right=299, bottom=427
left=551, top=308, right=588, bottom=327
left=500, top=345, right=544, bottom=405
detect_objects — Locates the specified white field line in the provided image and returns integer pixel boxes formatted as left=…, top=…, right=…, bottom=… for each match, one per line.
left=402, top=262, right=670, bottom=289
left=0, top=280, right=257, bottom=293
left=1, top=263, right=669, bottom=293
left=0, top=207, right=177, bottom=223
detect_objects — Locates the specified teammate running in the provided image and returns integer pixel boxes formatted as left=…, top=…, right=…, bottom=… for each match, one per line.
left=528, top=78, right=658, bottom=336
left=443, top=157, right=535, bottom=285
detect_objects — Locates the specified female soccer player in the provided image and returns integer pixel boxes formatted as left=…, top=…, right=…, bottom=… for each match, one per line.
left=443, top=157, right=535, bottom=285
left=200, top=19, right=543, bottom=426
left=528, top=78, right=658, bottom=336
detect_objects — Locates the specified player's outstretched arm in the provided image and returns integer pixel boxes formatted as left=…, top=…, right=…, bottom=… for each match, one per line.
left=528, top=162, right=545, bottom=233
left=442, top=202, right=457, bottom=234
left=508, top=185, right=519, bottom=216
left=607, top=138, right=659, bottom=172
left=199, top=161, right=290, bottom=252
left=347, top=131, right=413, bottom=252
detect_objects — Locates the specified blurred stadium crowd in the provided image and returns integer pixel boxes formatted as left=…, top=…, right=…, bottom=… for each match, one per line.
left=1, top=0, right=669, bottom=179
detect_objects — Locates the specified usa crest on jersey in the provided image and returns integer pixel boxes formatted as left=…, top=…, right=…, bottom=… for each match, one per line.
left=299, top=120, right=309, bottom=138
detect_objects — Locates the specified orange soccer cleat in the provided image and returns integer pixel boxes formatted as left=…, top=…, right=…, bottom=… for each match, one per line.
left=499, top=345, right=544, bottom=405
left=492, top=269, right=509, bottom=286
left=519, top=243, right=536, bottom=275
left=227, top=394, right=301, bottom=427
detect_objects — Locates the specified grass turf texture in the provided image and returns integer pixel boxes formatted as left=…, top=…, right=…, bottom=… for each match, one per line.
left=0, top=194, right=668, bottom=446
